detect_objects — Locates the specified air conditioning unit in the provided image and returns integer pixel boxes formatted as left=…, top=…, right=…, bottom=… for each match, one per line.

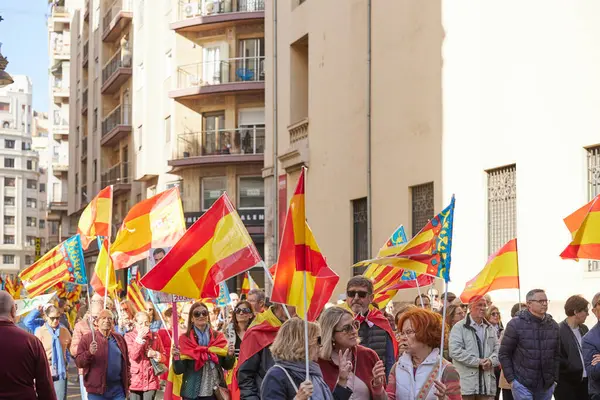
left=183, top=1, right=199, bottom=18
left=204, top=0, right=222, bottom=15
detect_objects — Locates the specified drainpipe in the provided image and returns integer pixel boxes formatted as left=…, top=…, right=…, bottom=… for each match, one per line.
left=272, top=0, right=279, bottom=270
left=366, top=0, right=372, bottom=258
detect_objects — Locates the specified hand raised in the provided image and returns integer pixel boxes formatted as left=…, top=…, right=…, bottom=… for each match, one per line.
left=89, top=341, right=98, bottom=355
left=372, top=360, right=386, bottom=387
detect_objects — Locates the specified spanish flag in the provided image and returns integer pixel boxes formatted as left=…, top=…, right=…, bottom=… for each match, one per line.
left=355, top=196, right=455, bottom=282
left=20, top=235, right=87, bottom=297
left=127, top=269, right=146, bottom=313
left=271, top=169, right=339, bottom=321
left=78, top=186, right=112, bottom=250
left=561, top=195, right=600, bottom=260
left=460, top=238, right=520, bottom=303
left=111, top=188, right=185, bottom=270
left=90, top=238, right=117, bottom=296
left=240, top=272, right=258, bottom=296
left=140, top=193, right=263, bottom=299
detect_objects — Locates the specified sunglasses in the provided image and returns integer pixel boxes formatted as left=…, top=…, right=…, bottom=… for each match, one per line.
left=235, top=307, right=253, bottom=315
left=193, top=310, right=209, bottom=318
left=48, top=316, right=60, bottom=321
left=490, top=312, right=500, bottom=317
left=334, top=320, right=360, bottom=334
left=347, top=290, right=370, bottom=299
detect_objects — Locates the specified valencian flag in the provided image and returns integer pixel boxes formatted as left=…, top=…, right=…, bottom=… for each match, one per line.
left=365, top=225, right=434, bottom=308
left=111, top=188, right=186, bottom=270
left=127, top=268, right=146, bottom=313
left=270, top=169, right=339, bottom=321
left=20, top=235, right=87, bottom=297
left=90, top=237, right=118, bottom=296
left=561, top=194, right=600, bottom=260
left=78, top=186, right=112, bottom=250
left=460, top=238, right=520, bottom=303
left=355, top=196, right=455, bottom=282
left=240, top=272, right=259, bottom=297
left=141, top=193, right=263, bottom=299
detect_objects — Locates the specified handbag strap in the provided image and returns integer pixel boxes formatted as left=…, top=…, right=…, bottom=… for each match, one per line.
left=273, top=365, right=299, bottom=393
left=416, top=360, right=442, bottom=399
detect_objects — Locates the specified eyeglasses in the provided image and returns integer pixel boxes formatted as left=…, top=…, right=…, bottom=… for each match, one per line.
left=235, top=307, right=253, bottom=315
left=193, top=310, right=209, bottom=318
left=347, top=290, right=370, bottom=299
left=398, top=329, right=416, bottom=337
left=99, top=317, right=114, bottom=322
left=334, top=320, right=360, bottom=334
left=490, top=312, right=500, bottom=317
left=530, top=300, right=549, bottom=305
left=48, top=316, right=60, bottom=321
left=460, top=304, right=468, bottom=310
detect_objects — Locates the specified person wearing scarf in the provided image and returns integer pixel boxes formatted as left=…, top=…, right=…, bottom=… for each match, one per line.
left=35, top=305, right=72, bottom=400
left=172, top=301, right=235, bottom=400
left=261, top=318, right=353, bottom=400
left=318, top=307, right=387, bottom=399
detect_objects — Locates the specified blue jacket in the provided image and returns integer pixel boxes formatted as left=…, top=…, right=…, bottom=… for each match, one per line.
left=260, top=364, right=352, bottom=400
left=583, top=321, right=600, bottom=395
left=22, top=308, right=45, bottom=334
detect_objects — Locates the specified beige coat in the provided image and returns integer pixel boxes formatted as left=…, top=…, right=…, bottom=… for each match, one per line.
left=35, top=325, right=72, bottom=369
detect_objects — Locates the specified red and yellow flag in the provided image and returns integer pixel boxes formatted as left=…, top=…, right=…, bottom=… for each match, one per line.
left=240, top=272, right=259, bottom=296
left=78, top=186, right=112, bottom=250
left=4, top=276, right=22, bottom=299
left=128, top=270, right=146, bottom=313
left=141, top=193, right=262, bottom=299
left=561, top=195, right=600, bottom=260
left=111, top=188, right=186, bottom=270
left=460, top=238, right=520, bottom=303
left=271, top=169, right=339, bottom=321
left=90, top=238, right=117, bottom=296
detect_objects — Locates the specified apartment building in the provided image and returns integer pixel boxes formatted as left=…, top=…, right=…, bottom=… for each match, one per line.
left=0, top=77, right=45, bottom=273
left=47, top=0, right=80, bottom=249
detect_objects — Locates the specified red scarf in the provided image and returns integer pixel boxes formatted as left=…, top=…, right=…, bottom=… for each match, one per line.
left=356, top=307, right=398, bottom=358
left=179, top=328, right=228, bottom=371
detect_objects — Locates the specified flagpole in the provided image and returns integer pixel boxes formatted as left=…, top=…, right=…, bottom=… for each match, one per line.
left=261, top=262, right=291, bottom=319
left=86, top=285, right=95, bottom=343
left=172, top=299, right=180, bottom=360
left=148, top=291, right=172, bottom=342
left=515, top=238, right=522, bottom=309
left=302, top=270, right=310, bottom=380
left=104, top=186, right=114, bottom=309
left=415, top=276, right=424, bottom=308
left=438, top=279, right=449, bottom=377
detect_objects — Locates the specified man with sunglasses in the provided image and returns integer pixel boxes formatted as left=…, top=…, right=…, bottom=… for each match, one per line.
left=499, top=289, right=559, bottom=400
left=343, top=276, right=397, bottom=377
left=583, top=292, right=600, bottom=400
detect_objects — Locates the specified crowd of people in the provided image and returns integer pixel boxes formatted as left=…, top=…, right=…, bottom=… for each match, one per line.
left=2, top=275, right=600, bottom=400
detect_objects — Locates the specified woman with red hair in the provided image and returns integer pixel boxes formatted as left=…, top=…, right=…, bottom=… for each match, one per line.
left=372, top=308, right=462, bottom=400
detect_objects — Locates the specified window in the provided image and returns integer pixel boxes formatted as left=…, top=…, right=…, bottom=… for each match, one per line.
left=4, top=177, right=15, bottom=187
left=0, top=102, right=9, bottom=112
left=4, top=139, right=14, bottom=149
left=202, top=177, right=226, bottom=210
left=25, top=255, right=33, bottom=265
left=487, top=165, right=517, bottom=255
left=26, top=160, right=33, bottom=170
left=290, top=35, right=309, bottom=123
left=39, top=219, right=45, bottom=229
left=238, top=177, right=264, bottom=209
left=3, top=216, right=14, bottom=225
left=165, top=116, right=171, bottom=143
left=93, top=108, right=98, bottom=131
left=4, top=158, right=14, bottom=168
left=26, top=198, right=37, bottom=208
left=26, top=217, right=37, bottom=227
left=22, top=141, right=31, bottom=150
left=352, top=198, right=368, bottom=274
left=4, top=196, right=14, bottom=206
left=411, top=182, right=434, bottom=237
left=587, top=147, right=600, bottom=271
left=49, top=221, right=59, bottom=235
left=3, top=255, right=14, bottom=264
left=3, top=236, right=15, bottom=245
left=40, top=183, right=46, bottom=193
left=93, top=159, right=97, bottom=182
left=75, top=173, right=78, bottom=194
left=26, top=179, right=37, bottom=189
left=26, top=236, right=36, bottom=246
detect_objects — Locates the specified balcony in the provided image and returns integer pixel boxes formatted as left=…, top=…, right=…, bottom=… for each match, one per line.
left=52, top=158, right=69, bottom=176
left=101, top=49, right=132, bottom=94
left=101, top=162, right=131, bottom=194
left=49, top=201, right=68, bottom=211
left=81, top=184, right=88, bottom=205
left=170, top=126, right=264, bottom=168
left=52, top=81, right=69, bottom=102
left=52, top=43, right=70, bottom=60
left=101, top=105, right=132, bottom=146
left=170, top=56, right=264, bottom=101
left=279, top=118, right=309, bottom=171
left=102, top=0, right=133, bottom=42
left=173, top=0, right=265, bottom=33
left=51, top=5, right=70, bottom=30
left=82, top=87, right=88, bottom=114
left=52, top=114, right=69, bottom=139
left=83, top=41, right=89, bottom=67
left=82, top=136, right=88, bottom=159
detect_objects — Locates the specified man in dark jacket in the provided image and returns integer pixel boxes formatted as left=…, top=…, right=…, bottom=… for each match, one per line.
left=555, top=294, right=589, bottom=400
left=0, top=290, right=57, bottom=400
left=582, top=292, right=600, bottom=400
left=344, top=276, right=397, bottom=376
left=499, top=289, right=559, bottom=400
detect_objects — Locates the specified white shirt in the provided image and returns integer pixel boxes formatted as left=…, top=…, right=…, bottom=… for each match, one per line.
left=469, top=315, right=486, bottom=344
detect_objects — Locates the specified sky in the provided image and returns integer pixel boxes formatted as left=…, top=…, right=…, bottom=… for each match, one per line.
left=0, top=1, right=50, bottom=112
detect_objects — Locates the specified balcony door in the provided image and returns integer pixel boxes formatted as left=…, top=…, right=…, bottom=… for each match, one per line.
left=238, top=38, right=265, bottom=81
left=203, top=112, right=225, bottom=155
left=203, top=46, right=222, bottom=85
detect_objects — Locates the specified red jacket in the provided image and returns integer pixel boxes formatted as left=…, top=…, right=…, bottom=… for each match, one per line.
left=75, top=330, right=131, bottom=396
left=125, top=329, right=167, bottom=391
left=0, top=320, right=57, bottom=400
left=157, top=328, right=172, bottom=380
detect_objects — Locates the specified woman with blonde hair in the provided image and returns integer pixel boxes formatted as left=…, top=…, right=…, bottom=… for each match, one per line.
left=318, top=306, right=386, bottom=399
left=261, top=317, right=353, bottom=400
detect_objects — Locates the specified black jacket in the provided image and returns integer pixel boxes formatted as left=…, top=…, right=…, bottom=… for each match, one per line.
left=558, top=320, right=588, bottom=385
left=260, top=364, right=352, bottom=400
left=238, top=346, right=275, bottom=400
left=358, top=320, right=395, bottom=376
left=499, top=310, right=560, bottom=391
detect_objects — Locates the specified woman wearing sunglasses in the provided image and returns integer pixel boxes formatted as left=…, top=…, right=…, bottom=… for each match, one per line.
left=35, top=305, right=72, bottom=400
left=261, top=317, right=353, bottom=400
left=318, top=306, right=386, bottom=399
left=227, top=300, right=255, bottom=358
left=172, top=301, right=236, bottom=400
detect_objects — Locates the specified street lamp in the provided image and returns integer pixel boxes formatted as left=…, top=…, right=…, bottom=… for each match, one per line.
left=0, top=43, right=13, bottom=88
